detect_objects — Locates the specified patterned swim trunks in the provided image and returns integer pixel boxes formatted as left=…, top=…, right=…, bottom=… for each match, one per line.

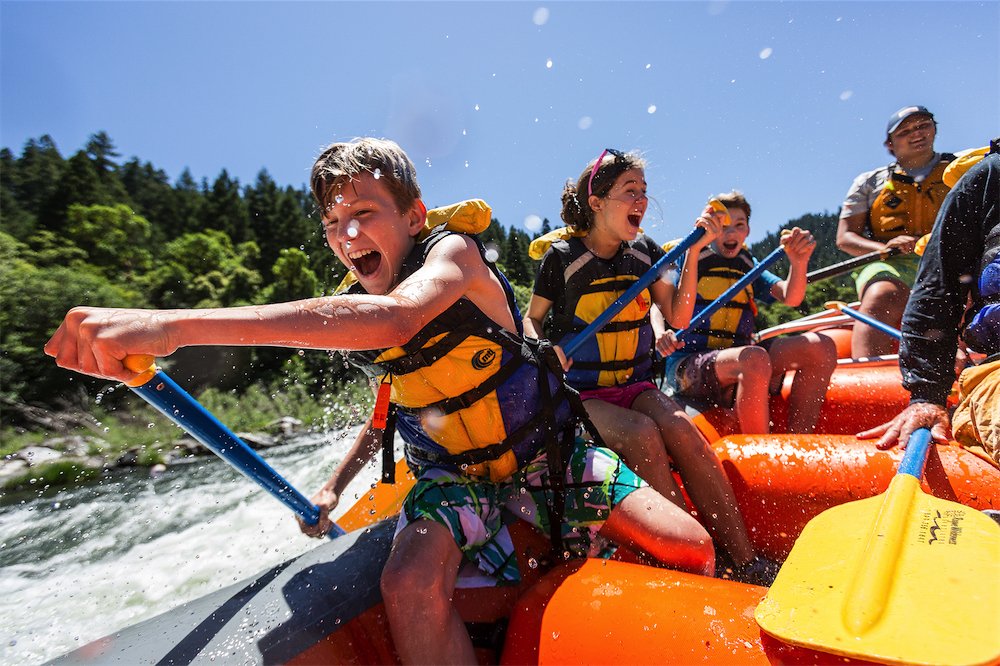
left=396, top=439, right=645, bottom=585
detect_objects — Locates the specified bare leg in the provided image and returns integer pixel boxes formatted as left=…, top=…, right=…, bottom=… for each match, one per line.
left=584, top=398, right=685, bottom=507
left=714, top=346, right=772, bottom=434
left=600, top=486, right=715, bottom=576
left=768, top=333, right=838, bottom=434
left=381, top=520, right=474, bottom=665
left=632, top=390, right=756, bottom=565
left=852, top=279, right=909, bottom=358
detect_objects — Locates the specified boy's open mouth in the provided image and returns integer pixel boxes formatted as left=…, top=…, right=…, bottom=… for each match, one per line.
left=627, top=213, right=642, bottom=228
left=722, top=240, right=740, bottom=253
left=348, top=248, right=382, bottom=277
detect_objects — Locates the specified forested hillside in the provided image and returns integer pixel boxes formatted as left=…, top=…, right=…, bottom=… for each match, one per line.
left=2, top=131, right=852, bottom=429
left=0, top=133, right=540, bottom=424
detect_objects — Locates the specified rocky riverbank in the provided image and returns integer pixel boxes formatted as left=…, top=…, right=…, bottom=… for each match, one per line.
left=0, top=416, right=308, bottom=492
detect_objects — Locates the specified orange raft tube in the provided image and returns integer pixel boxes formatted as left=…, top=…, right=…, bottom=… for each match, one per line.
left=286, top=435, right=999, bottom=665
left=55, top=436, right=999, bottom=665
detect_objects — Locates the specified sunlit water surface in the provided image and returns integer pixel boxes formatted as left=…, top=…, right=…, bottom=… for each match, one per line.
left=0, top=426, right=380, bottom=665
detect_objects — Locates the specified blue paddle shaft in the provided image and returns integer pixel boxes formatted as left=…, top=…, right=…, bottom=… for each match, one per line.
left=838, top=306, right=903, bottom=341
left=564, top=227, right=706, bottom=357
left=131, top=371, right=345, bottom=537
left=678, top=246, right=786, bottom=341
left=897, top=428, right=933, bottom=479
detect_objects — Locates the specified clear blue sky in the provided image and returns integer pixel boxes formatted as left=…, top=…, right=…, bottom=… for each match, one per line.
left=2, top=1, right=997, bottom=243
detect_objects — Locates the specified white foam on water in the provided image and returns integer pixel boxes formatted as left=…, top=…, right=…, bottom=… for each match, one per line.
left=0, top=427, right=384, bottom=665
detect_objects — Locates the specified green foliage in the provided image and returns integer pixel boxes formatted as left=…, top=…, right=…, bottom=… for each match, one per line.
left=1, top=129, right=845, bottom=436
left=66, top=203, right=153, bottom=275
left=265, top=247, right=320, bottom=302
left=0, top=231, right=148, bottom=405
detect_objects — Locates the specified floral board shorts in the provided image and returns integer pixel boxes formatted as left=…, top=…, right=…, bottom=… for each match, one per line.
left=395, top=439, right=645, bottom=586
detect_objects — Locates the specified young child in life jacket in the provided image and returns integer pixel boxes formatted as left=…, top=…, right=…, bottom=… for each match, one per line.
left=523, top=149, right=777, bottom=585
left=45, top=138, right=716, bottom=665
left=662, top=190, right=837, bottom=435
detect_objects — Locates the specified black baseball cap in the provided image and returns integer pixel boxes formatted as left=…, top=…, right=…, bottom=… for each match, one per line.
left=886, top=105, right=934, bottom=137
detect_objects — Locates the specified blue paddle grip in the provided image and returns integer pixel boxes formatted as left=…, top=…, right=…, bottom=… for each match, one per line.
left=897, top=428, right=933, bottom=479
left=564, top=227, right=706, bottom=357
left=839, top=306, right=903, bottom=341
left=132, top=371, right=345, bottom=538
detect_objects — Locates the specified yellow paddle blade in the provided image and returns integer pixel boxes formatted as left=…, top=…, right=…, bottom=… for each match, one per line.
left=756, top=476, right=1000, bottom=666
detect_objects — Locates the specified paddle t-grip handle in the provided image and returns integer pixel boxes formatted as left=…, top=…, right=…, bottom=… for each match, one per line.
left=123, top=355, right=345, bottom=538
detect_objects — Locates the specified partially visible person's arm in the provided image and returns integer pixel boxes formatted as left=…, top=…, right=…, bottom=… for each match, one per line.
left=300, top=416, right=381, bottom=538
left=860, top=155, right=999, bottom=449
left=46, top=234, right=492, bottom=383
left=654, top=206, right=721, bottom=328
left=770, top=227, right=816, bottom=306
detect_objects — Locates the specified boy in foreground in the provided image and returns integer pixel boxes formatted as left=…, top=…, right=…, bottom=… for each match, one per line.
left=662, top=191, right=837, bottom=434
left=45, top=138, right=714, bottom=664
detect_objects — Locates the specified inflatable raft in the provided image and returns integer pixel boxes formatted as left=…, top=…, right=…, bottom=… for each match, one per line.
left=53, top=434, right=1000, bottom=665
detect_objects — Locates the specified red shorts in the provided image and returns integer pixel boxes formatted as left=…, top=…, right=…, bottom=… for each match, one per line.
left=579, top=380, right=658, bottom=410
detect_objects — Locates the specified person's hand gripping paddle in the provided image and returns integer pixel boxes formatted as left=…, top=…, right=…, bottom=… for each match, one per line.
left=563, top=199, right=730, bottom=357
left=124, top=355, right=345, bottom=537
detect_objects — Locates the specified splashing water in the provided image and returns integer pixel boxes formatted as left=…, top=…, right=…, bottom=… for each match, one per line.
left=0, top=427, right=390, bottom=665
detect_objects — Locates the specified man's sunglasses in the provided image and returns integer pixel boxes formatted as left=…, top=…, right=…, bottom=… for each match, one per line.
left=587, top=148, right=626, bottom=197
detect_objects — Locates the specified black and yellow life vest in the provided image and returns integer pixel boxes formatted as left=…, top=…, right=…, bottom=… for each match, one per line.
left=868, top=154, right=955, bottom=241
left=684, top=247, right=759, bottom=352
left=543, top=234, right=659, bottom=390
left=347, top=229, right=575, bottom=483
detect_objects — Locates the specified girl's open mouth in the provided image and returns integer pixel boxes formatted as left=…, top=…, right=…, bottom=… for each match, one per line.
left=627, top=213, right=642, bottom=228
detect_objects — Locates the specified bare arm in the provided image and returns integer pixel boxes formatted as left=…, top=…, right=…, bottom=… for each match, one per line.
left=299, top=416, right=382, bottom=538
left=46, top=235, right=500, bottom=383
left=522, top=293, right=553, bottom=340
left=654, top=206, right=721, bottom=327
left=770, top=227, right=816, bottom=306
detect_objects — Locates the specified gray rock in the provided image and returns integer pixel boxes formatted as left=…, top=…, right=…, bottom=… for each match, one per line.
left=18, top=446, right=63, bottom=466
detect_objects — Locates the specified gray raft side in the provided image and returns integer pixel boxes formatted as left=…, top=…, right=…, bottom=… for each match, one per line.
left=49, top=519, right=396, bottom=666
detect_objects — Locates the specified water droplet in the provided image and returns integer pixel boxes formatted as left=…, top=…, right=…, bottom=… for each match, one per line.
left=484, top=248, right=500, bottom=263
left=532, top=7, right=549, bottom=25
left=373, top=168, right=382, bottom=180
left=759, top=47, right=773, bottom=59
left=545, top=58, right=553, bottom=69
left=647, top=104, right=657, bottom=114
left=528, top=557, right=539, bottom=569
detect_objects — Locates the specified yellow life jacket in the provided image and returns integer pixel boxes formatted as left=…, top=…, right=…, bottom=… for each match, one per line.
left=346, top=229, right=572, bottom=482
left=542, top=235, right=660, bottom=390
left=685, top=247, right=759, bottom=351
left=869, top=156, right=954, bottom=241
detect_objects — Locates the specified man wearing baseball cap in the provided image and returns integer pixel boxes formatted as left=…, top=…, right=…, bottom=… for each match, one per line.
left=836, top=105, right=956, bottom=358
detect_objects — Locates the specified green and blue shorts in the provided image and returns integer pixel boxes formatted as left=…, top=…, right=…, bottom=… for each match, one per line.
left=396, top=440, right=644, bottom=585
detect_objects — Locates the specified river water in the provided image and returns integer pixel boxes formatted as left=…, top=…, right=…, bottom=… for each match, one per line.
left=0, top=426, right=378, bottom=665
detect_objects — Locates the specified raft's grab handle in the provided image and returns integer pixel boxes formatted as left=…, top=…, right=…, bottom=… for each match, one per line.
left=124, top=355, right=345, bottom=538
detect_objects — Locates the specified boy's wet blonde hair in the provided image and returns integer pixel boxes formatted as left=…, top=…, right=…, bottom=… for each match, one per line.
left=310, top=137, right=421, bottom=213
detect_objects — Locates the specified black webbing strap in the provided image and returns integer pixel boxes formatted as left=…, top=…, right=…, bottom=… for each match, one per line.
left=380, top=403, right=398, bottom=484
